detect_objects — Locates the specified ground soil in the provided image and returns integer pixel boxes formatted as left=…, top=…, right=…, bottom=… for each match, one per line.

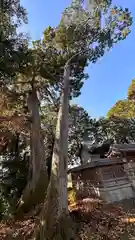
left=1, top=198, right=135, bottom=240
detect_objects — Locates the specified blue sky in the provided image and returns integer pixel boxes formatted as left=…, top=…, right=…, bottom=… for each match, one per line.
left=21, top=0, right=135, bottom=118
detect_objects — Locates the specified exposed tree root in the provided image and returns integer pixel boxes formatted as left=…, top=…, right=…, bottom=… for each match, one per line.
left=34, top=179, right=75, bottom=240
left=15, top=170, right=48, bottom=218
left=35, top=212, right=75, bottom=240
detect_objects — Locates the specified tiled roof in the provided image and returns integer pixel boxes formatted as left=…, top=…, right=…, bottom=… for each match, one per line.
left=68, top=158, right=123, bottom=173
left=111, top=144, right=135, bottom=152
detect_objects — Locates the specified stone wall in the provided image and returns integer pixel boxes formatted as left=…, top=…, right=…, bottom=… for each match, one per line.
left=100, top=178, right=135, bottom=203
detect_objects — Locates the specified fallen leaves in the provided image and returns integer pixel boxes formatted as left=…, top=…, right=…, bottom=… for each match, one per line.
left=1, top=198, right=135, bottom=239
left=75, top=198, right=135, bottom=240
left=0, top=218, right=36, bottom=239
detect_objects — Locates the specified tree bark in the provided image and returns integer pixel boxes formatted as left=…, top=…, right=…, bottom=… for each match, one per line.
left=28, top=88, right=46, bottom=187
left=16, top=88, right=48, bottom=216
left=35, top=64, right=75, bottom=240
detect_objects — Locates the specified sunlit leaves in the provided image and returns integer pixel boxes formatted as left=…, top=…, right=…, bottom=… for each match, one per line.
left=107, top=100, right=135, bottom=119
left=128, top=79, right=135, bottom=100
left=107, top=79, right=135, bottom=119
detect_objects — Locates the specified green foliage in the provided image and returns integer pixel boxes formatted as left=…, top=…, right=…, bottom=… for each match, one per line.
left=0, top=134, right=29, bottom=210
left=106, top=77, right=135, bottom=144
left=36, top=25, right=89, bottom=99
left=34, top=0, right=132, bottom=100
left=85, top=0, right=112, bottom=11
left=68, top=105, right=92, bottom=164
left=107, top=78, right=135, bottom=119
left=41, top=104, right=93, bottom=166
left=0, top=0, right=30, bottom=215
left=128, top=79, right=135, bottom=100
left=0, top=0, right=28, bottom=84
left=0, top=0, right=133, bottom=219
left=0, top=190, right=12, bottom=220
left=95, top=117, right=135, bottom=144
left=107, top=100, right=135, bottom=118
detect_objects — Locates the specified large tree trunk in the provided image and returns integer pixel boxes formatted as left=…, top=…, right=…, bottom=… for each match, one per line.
left=16, top=88, right=48, bottom=216
left=35, top=64, right=75, bottom=240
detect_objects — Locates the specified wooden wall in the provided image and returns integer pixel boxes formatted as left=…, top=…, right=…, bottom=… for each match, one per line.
left=70, top=163, right=127, bottom=200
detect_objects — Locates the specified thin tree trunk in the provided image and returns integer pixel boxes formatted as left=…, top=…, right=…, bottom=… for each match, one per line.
left=36, top=64, right=75, bottom=240
left=16, top=88, right=48, bottom=216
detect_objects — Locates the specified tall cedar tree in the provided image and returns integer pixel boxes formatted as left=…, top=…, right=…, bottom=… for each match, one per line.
left=36, top=1, right=132, bottom=239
